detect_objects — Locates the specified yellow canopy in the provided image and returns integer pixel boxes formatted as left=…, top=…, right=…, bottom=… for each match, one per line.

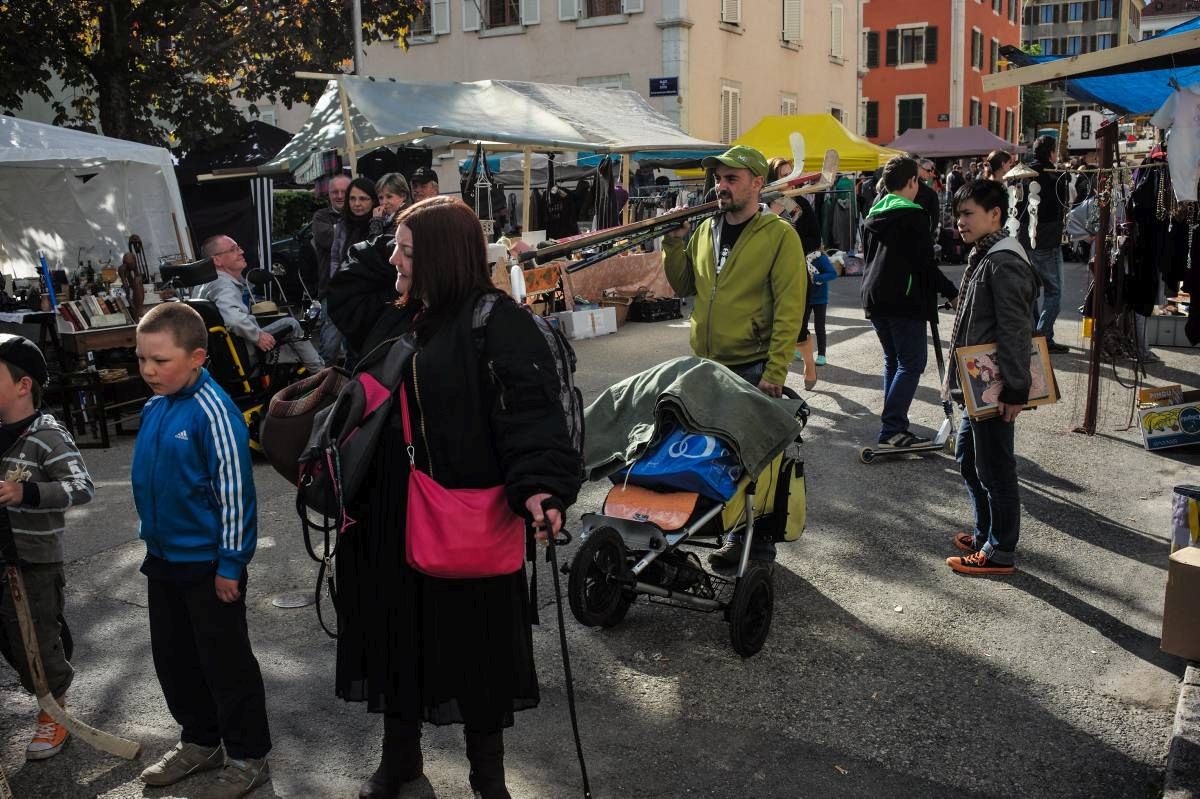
left=736, top=114, right=902, bottom=172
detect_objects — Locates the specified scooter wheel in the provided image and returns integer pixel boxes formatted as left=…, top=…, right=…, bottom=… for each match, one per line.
left=568, top=527, right=633, bottom=629
left=859, top=447, right=876, bottom=464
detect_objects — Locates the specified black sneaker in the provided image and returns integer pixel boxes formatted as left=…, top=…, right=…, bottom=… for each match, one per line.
left=879, top=432, right=930, bottom=448
left=1046, top=341, right=1070, bottom=354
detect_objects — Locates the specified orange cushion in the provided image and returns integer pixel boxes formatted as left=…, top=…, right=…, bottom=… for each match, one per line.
left=603, top=484, right=700, bottom=532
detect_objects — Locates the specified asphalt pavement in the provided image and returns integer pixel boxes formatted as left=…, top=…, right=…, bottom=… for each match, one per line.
left=2, top=258, right=1197, bottom=798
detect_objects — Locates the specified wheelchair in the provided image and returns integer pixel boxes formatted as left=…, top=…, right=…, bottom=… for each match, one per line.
left=160, top=258, right=314, bottom=452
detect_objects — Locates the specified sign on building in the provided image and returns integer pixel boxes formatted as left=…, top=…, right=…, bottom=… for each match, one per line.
left=649, top=77, right=679, bottom=97
left=1067, top=110, right=1105, bottom=150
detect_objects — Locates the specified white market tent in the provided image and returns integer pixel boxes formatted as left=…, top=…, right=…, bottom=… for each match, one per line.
left=266, top=76, right=720, bottom=176
left=0, top=116, right=192, bottom=279
left=263, top=76, right=720, bottom=228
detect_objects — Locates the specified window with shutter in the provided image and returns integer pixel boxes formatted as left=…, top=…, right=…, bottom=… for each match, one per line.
left=720, top=85, right=741, bottom=144
left=781, top=95, right=798, bottom=115
left=463, top=0, right=481, bottom=30
left=831, top=3, right=845, bottom=58
left=988, top=104, right=999, bottom=134
left=521, top=0, right=540, bottom=24
left=411, top=3, right=434, bottom=35
left=783, top=0, right=803, bottom=44
left=924, top=26, right=938, bottom=63
left=1004, top=109, right=1014, bottom=141
left=990, top=39, right=998, bottom=72
left=485, top=0, right=522, bottom=26
left=559, top=0, right=579, bottom=20
left=897, top=97, right=924, bottom=135
left=583, top=0, right=621, bottom=15
left=865, top=101, right=879, bottom=138
left=866, top=31, right=879, bottom=67
left=721, top=0, right=741, bottom=25
left=622, top=0, right=644, bottom=12
left=886, top=29, right=899, bottom=66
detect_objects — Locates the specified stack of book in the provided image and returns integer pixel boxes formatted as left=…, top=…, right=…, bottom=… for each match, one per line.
left=58, top=294, right=134, bottom=331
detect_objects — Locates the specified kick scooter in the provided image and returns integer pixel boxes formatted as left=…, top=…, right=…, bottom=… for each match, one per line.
left=859, top=314, right=957, bottom=465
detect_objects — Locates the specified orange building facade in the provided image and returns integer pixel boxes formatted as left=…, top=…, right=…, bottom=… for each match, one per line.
left=862, top=0, right=1023, bottom=148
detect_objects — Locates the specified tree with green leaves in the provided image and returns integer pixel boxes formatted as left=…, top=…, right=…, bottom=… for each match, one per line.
left=1018, top=43, right=1048, bottom=140
left=0, top=1, right=422, bottom=148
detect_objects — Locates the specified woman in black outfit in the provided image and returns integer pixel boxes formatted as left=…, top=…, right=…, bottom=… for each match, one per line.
left=331, top=176, right=379, bottom=270
left=326, top=196, right=582, bottom=799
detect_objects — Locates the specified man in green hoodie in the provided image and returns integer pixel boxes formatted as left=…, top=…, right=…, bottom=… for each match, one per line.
left=662, top=145, right=807, bottom=568
left=662, top=145, right=807, bottom=397
left=861, top=156, right=958, bottom=449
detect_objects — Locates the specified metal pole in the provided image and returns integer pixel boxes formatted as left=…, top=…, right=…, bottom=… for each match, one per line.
left=620, top=154, right=632, bottom=225
left=1078, top=121, right=1117, bottom=436
left=521, top=147, right=532, bottom=233
left=336, top=78, right=357, bottom=175
left=352, top=0, right=364, bottom=75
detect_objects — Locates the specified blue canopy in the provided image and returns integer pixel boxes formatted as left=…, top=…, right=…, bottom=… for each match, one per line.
left=1012, top=15, right=1200, bottom=115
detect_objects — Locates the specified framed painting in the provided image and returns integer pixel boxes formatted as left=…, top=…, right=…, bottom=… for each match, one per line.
left=955, top=336, right=1058, bottom=420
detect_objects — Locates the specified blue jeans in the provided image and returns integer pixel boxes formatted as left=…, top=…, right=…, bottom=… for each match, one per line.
left=723, top=359, right=776, bottom=562
left=1029, top=246, right=1063, bottom=343
left=955, top=408, right=1020, bottom=565
left=871, top=316, right=928, bottom=443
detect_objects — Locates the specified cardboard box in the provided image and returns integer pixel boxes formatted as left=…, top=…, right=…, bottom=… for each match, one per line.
left=552, top=307, right=617, bottom=340
left=1140, top=384, right=1185, bottom=407
left=1138, top=390, right=1200, bottom=451
left=1162, top=547, right=1200, bottom=661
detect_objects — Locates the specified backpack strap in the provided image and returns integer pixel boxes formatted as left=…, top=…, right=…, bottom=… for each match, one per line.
left=471, top=291, right=503, bottom=353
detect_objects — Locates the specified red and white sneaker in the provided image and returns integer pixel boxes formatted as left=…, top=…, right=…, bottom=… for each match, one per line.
left=27, top=709, right=69, bottom=760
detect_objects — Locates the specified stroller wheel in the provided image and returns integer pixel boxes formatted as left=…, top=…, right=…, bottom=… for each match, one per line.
left=728, top=565, right=774, bottom=657
left=568, top=527, right=633, bottom=629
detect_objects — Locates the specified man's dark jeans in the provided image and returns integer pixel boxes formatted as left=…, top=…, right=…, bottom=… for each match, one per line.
left=870, top=316, right=928, bottom=443
left=955, top=408, right=1020, bottom=565
left=721, top=359, right=776, bottom=562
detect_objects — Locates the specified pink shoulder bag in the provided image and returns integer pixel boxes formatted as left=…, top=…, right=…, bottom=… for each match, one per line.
left=400, top=366, right=526, bottom=579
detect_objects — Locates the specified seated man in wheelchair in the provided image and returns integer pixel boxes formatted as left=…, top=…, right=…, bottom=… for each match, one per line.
left=196, top=235, right=324, bottom=374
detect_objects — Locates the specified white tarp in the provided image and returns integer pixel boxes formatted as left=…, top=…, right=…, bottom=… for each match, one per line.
left=267, top=76, right=719, bottom=176
left=0, top=117, right=192, bottom=279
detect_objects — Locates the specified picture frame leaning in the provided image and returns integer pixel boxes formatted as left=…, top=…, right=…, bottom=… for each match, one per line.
left=955, top=336, right=1059, bottom=420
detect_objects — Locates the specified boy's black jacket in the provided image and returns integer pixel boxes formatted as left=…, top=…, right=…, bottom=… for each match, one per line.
left=861, top=204, right=956, bottom=322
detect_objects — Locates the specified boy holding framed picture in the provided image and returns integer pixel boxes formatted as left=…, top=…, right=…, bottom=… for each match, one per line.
left=943, top=180, right=1042, bottom=576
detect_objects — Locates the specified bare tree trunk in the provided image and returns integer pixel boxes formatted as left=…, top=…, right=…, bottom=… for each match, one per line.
left=95, top=0, right=138, bottom=142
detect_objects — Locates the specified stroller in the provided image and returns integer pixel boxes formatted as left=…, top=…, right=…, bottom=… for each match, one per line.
left=567, top=387, right=808, bottom=657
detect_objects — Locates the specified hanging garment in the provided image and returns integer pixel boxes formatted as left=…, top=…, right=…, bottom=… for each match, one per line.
left=1127, top=158, right=1173, bottom=314
left=1151, top=87, right=1200, bottom=202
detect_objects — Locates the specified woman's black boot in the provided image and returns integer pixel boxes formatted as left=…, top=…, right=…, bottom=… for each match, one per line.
left=359, top=715, right=423, bottom=798
left=464, top=729, right=511, bottom=799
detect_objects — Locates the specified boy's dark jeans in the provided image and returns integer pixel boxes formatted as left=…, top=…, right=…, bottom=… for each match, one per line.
left=955, top=409, right=1020, bottom=565
left=0, top=562, right=73, bottom=698
left=143, top=556, right=271, bottom=760
left=870, top=316, right=929, bottom=443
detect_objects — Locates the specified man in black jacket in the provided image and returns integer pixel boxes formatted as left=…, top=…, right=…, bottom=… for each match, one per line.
left=916, top=158, right=942, bottom=240
left=862, top=157, right=958, bottom=448
left=1017, top=136, right=1069, bottom=353
left=944, top=179, right=1040, bottom=576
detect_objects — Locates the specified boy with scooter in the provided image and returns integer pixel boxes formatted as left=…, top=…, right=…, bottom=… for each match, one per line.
left=943, top=180, right=1040, bottom=576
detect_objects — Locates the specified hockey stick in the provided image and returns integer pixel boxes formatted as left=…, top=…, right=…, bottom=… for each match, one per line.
left=0, top=510, right=142, bottom=760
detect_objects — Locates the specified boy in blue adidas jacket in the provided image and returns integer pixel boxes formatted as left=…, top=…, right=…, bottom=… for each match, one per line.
left=131, top=303, right=271, bottom=798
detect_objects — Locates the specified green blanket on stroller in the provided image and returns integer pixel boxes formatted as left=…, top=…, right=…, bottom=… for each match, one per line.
left=583, top=357, right=806, bottom=481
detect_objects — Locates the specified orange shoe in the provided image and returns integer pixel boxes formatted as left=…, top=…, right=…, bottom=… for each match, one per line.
left=26, top=709, right=69, bottom=760
left=953, top=532, right=980, bottom=554
left=946, top=550, right=1014, bottom=576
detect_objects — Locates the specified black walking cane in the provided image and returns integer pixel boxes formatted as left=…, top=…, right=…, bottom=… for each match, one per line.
left=539, top=498, right=592, bottom=799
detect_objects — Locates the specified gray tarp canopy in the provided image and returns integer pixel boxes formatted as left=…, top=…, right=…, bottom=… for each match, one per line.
left=265, top=76, right=720, bottom=177
left=886, top=126, right=1026, bottom=159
